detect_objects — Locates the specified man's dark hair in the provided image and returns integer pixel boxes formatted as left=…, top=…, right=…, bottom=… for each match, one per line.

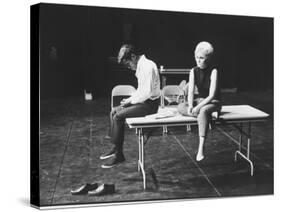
left=117, top=44, right=137, bottom=64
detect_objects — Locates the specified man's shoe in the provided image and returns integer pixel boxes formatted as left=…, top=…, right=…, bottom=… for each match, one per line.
left=100, top=148, right=116, bottom=160
left=71, top=183, right=99, bottom=195
left=88, top=184, right=115, bottom=196
left=101, top=154, right=125, bottom=168
left=104, top=135, right=111, bottom=140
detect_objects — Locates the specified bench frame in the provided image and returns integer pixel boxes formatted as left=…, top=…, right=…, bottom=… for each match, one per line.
left=127, top=105, right=269, bottom=190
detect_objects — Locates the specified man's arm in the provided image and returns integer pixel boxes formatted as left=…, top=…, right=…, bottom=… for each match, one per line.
left=130, top=73, right=153, bottom=104
left=130, top=65, right=156, bottom=104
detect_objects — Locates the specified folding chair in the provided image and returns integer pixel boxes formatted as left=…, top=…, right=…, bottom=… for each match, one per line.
left=161, top=83, right=201, bottom=133
left=111, top=85, right=136, bottom=108
left=161, top=85, right=184, bottom=106
left=111, top=85, right=137, bottom=134
left=161, top=85, right=185, bottom=133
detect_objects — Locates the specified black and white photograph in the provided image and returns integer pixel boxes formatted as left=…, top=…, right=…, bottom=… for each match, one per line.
left=2, top=0, right=280, bottom=211
left=29, top=2, right=275, bottom=209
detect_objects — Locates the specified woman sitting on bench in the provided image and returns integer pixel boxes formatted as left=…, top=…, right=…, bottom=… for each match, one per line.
left=178, top=41, right=221, bottom=161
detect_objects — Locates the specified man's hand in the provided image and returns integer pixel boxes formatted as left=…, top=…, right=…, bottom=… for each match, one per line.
left=120, top=98, right=131, bottom=107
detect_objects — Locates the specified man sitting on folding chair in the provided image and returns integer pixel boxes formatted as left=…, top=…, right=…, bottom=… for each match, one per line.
left=100, top=44, right=161, bottom=168
left=105, top=85, right=136, bottom=140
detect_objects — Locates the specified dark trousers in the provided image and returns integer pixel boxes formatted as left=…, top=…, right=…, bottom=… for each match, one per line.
left=110, top=98, right=159, bottom=154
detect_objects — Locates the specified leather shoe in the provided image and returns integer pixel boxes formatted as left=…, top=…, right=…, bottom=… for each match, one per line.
left=100, top=148, right=117, bottom=160
left=101, top=153, right=125, bottom=168
left=71, top=183, right=99, bottom=195
left=88, top=184, right=115, bottom=196
left=104, top=135, right=111, bottom=140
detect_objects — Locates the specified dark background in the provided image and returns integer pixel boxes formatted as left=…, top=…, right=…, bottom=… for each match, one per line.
left=39, top=3, right=273, bottom=99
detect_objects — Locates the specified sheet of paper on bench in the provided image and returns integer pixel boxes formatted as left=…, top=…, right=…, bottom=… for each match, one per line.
left=145, top=107, right=178, bottom=119
left=126, top=105, right=269, bottom=127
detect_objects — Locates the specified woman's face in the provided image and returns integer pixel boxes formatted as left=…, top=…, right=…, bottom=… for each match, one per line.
left=195, top=51, right=209, bottom=69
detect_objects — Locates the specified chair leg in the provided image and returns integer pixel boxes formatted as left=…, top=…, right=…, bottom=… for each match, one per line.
left=209, top=123, right=212, bottom=130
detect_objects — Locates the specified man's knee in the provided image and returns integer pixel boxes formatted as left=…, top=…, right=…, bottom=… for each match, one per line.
left=111, top=106, right=122, bottom=116
left=113, top=112, right=125, bottom=122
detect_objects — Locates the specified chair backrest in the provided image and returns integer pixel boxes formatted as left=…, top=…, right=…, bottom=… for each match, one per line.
left=178, top=80, right=187, bottom=91
left=161, top=85, right=184, bottom=106
left=111, top=85, right=136, bottom=108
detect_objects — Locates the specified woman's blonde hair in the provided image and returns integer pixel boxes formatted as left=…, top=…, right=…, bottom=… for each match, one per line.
left=194, top=41, right=214, bottom=57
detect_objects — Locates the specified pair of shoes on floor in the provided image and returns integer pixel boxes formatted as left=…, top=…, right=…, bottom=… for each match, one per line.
left=70, top=183, right=99, bottom=195
left=100, top=149, right=125, bottom=168
left=71, top=183, right=115, bottom=196
left=88, top=184, right=115, bottom=196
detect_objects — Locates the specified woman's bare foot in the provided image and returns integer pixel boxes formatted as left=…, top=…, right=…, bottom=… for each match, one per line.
left=196, top=153, right=204, bottom=161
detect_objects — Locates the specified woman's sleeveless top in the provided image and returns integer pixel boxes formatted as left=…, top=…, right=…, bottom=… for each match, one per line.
left=193, top=66, right=221, bottom=101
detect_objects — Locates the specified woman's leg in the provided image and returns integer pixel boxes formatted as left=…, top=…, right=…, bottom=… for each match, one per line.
left=197, top=136, right=205, bottom=161
left=196, top=103, right=220, bottom=161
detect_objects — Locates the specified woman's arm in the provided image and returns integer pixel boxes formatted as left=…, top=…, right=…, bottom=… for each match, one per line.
left=187, top=68, right=195, bottom=107
left=192, top=68, right=218, bottom=113
left=186, top=69, right=195, bottom=114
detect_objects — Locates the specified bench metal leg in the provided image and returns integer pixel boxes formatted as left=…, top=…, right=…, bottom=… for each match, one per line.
left=137, top=128, right=146, bottom=189
left=137, top=128, right=140, bottom=172
left=234, top=122, right=254, bottom=176
left=234, top=123, right=243, bottom=161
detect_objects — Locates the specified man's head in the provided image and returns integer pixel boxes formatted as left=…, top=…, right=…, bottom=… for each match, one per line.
left=194, top=41, right=214, bottom=69
left=117, top=44, right=139, bottom=70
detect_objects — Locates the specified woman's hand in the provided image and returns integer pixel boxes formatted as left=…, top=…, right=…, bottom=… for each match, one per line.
left=191, top=106, right=200, bottom=116
left=187, top=106, right=193, bottom=116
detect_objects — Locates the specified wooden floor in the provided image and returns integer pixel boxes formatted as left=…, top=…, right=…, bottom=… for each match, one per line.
left=39, top=90, right=273, bottom=207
